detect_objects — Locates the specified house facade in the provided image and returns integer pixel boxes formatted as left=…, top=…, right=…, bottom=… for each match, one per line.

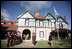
left=17, top=11, right=68, bottom=41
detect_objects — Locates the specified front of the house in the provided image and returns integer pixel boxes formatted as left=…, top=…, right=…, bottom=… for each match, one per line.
left=17, top=11, right=68, bottom=41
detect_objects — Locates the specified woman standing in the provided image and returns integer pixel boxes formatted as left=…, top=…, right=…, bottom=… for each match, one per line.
left=48, top=33, right=53, bottom=48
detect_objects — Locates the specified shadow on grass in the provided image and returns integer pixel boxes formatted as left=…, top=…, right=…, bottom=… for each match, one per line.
left=1, top=39, right=71, bottom=48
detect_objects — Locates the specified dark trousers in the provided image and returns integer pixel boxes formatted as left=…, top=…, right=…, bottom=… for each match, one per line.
left=7, top=39, right=10, bottom=47
left=48, top=41, right=52, bottom=48
left=11, top=39, right=14, bottom=46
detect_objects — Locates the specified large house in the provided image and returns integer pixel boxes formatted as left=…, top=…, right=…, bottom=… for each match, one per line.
left=17, top=11, right=68, bottom=41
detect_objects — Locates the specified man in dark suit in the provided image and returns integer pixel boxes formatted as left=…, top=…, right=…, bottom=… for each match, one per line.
left=7, top=32, right=11, bottom=47
left=48, top=33, right=53, bottom=48
left=11, top=32, right=14, bottom=46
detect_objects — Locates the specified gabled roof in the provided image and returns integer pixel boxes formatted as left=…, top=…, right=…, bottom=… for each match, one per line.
left=17, top=11, right=35, bottom=19
left=45, top=13, right=56, bottom=20
left=17, top=11, right=47, bottom=20
left=56, top=16, right=68, bottom=24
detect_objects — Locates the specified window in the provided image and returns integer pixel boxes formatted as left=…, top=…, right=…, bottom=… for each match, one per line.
left=25, top=19, right=29, bottom=26
left=36, top=20, right=39, bottom=27
left=39, top=31, right=44, bottom=38
left=29, top=19, right=35, bottom=21
left=36, top=22, right=39, bottom=27
left=60, top=23, right=63, bottom=28
left=49, top=21, right=51, bottom=27
left=15, top=22, right=18, bottom=25
left=8, top=22, right=12, bottom=25
left=40, top=21, right=43, bottom=27
left=29, top=19, right=35, bottom=26
left=46, top=22, right=48, bottom=27
left=43, top=20, right=47, bottom=27
left=52, top=22, right=54, bottom=27
left=58, top=18, right=63, bottom=22
left=29, top=22, right=35, bottom=26
left=18, top=19, right=25, bottom=26
left=63, top=24, right=67, bottom=29
left=43, top=22, right=46, bottom=27
left=1, top=22, right=4, bottom=25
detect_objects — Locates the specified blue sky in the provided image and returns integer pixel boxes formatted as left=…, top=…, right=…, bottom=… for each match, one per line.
left=1, top=1, right=71, bottom=30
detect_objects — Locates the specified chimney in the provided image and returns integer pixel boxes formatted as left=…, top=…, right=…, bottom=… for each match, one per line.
left=35, top=11, right=39, bottom=17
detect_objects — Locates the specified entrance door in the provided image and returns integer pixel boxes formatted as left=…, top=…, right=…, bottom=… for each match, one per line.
left=22, top=29, right=31, bottom=40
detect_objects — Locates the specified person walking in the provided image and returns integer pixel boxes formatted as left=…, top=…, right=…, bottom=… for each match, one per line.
left=7, top=32, right=11, bottom=47
left=48, top=33, right=53, bottom=48
left=13, top=33, right=16, bottom=45
left=26, top=34, right=29, bottom=40
left=32, top=33, right=36, bottom=45
left=11, top=32, right=14, bottom=46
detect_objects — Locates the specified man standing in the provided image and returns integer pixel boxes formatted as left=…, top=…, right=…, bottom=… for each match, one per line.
left=48, top=33, right=53, bottom=48
left=7, top=32, right=11, bottom=47
left=11, top=32, right=14, bottom=46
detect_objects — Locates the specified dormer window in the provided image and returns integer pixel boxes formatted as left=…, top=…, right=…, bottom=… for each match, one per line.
left=8, top=22, right=12, bottom=25
left=1, top=22, right=4, bottom=25
left=15, top=22, right=18, bottom=25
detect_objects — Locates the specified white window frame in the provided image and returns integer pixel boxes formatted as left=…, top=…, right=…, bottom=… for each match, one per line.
left=39, top=31, right=44, bottom=38
left=8, top=22, right=12, bottom=25
left=1, top=22, right=4, bottom=25
left=25, top=19, right=29, bottom=26
left=36, top=20, right=39, bottom=27
left=40, top=21, right=43, bottom=27
left=15, top=22, right=18, bottom=25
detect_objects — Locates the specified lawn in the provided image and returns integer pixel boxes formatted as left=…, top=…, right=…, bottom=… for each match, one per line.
left=1, top=39, right=71, bottom=48
left=35, top=39, right=71, bottom=48
left=1, top=40, right=7, bottom=48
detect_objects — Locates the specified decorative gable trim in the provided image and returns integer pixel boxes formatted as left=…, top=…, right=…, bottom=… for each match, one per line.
left=45, top=13, right=56, bottom=20
left=56, top=16, right=68, bottom=24
left=17, top=11, right=35, bottom=19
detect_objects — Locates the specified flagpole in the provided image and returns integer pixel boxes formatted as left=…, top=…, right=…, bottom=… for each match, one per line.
left=45, top=11, right=48, bottom=40
left=67, top=23, right=69, bottom=39
left=56, top=17, right=60, bottom=40
left=54, top=7, right=60, bottom=40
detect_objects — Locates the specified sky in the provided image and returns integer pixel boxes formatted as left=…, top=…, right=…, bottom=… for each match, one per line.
left=1, top=1, right=71, bottom=30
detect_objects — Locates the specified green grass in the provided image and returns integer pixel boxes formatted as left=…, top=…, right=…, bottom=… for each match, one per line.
left=35, top=40, right=50, bottom=48
left=10, top=46, right=35, bottom=48
left=52, top=39, right=71, bottom=48
left=1, top=39, right=71, bottom=48
left=1, top=40, right=7, bottom=48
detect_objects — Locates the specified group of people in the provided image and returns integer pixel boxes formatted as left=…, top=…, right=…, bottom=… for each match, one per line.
left=7, top=31, right=52, bottom=48
left=7, top=31, right=22, bottom=47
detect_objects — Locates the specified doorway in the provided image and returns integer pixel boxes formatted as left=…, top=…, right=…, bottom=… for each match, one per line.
left=22, top=29, right=31, bottom=40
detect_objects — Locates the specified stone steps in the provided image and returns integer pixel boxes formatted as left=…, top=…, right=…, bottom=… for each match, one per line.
left=14, top=40, right=34, bottom=47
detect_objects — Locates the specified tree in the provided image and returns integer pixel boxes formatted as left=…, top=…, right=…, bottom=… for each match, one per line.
left=50, top=29, right=71, bottom=40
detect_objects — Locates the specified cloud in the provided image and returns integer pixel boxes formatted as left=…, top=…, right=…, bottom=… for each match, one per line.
left=54, top=6, right=59, bottom=17
left=1, top=9, right=10, bottom=20
left=20, top=1, right=52, bottom=11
